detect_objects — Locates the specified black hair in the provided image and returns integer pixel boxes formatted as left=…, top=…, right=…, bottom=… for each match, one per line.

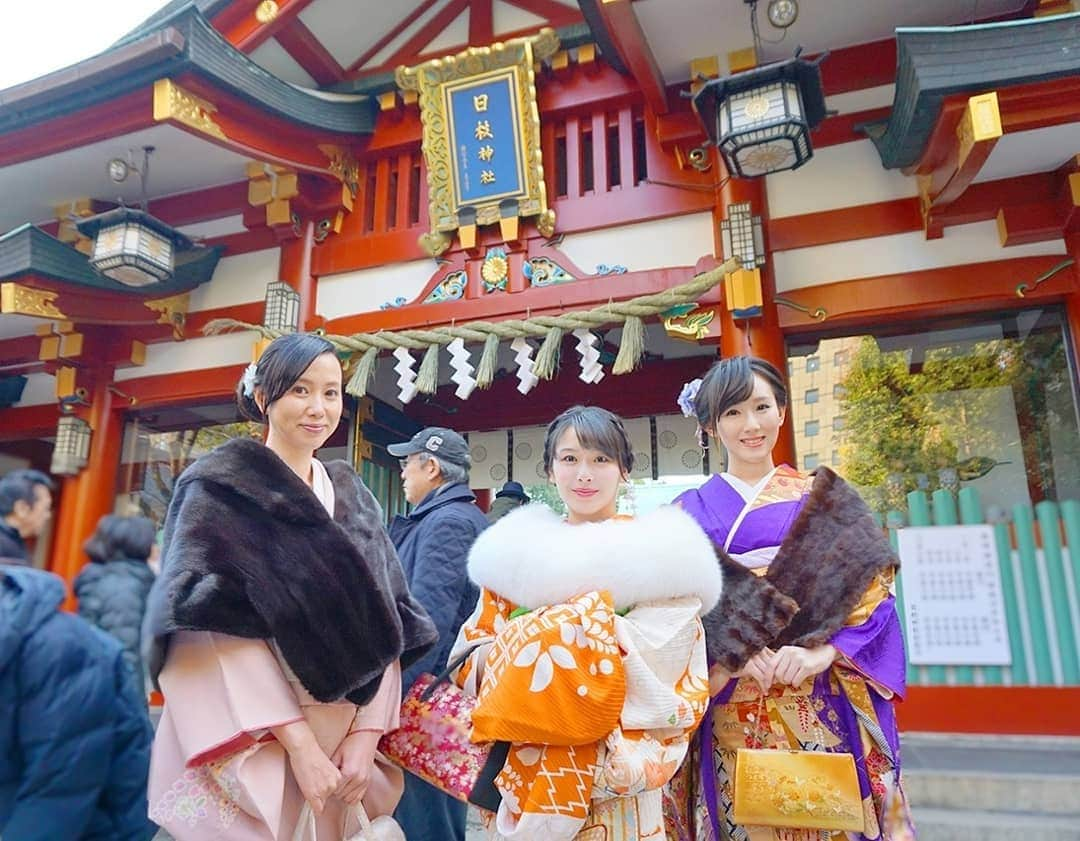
left=0, top=469, right=55, bottom=517
left=236, top=332, right=339, bottom=422
left=542, top=405, right=634, bottom=475
left=84, top=514, right=156, bottom=564
left=692, top=355, right=788, bottom=433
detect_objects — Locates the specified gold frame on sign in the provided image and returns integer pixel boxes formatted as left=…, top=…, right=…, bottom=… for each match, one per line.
left=396, top=29, right=559, bottom=256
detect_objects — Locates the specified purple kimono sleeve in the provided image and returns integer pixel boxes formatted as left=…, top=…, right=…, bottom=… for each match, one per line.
left=830, top=596, right=907, bottom=699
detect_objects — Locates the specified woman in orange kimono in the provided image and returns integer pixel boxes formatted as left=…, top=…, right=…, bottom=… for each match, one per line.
left=449, top=405, right=723, bottom=841
left=144, top=333, right=437, bottom=840
left=666, top=356, right=915, bottom=841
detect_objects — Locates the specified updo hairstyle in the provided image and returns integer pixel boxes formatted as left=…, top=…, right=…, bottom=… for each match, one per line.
left=692, top=355, right=788, bottom=434
left=236, top=332, right=339, bottom=422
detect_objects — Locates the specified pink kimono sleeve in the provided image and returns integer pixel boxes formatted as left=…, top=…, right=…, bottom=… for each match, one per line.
left=350, top=660, right=402, bottom=733
left=159, top=630, right=303, bottom=767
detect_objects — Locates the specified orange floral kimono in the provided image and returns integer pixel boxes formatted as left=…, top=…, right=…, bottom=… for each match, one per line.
left=449, top=503, right=723, bottom=841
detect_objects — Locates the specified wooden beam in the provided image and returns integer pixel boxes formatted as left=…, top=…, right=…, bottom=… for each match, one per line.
left=768, top=197, right=923, bottom=253
left=275, top=17, right=346, bottom=86
left=585, top=0, right=667, bottom=116
left=776, top=255, right=1078, bottom=333
left=469, top=0, right=494, bottom=46
left=234, top=0, right=321, bottom=52
left=381, top=0, right=470, bottom=72
left=0, top=89, right=151, bottom=168
left=345, top=0, right=440, bottom=75
left=324, top=264, right=712, bottom=336
left=0, top=403, right=59, bottom=442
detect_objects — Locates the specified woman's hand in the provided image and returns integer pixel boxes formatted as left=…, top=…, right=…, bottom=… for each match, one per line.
left=331, top=730, right=381, bottom=806
left=272, top=720, right=341, bottom=816
left=736, top=647, right=776, bottom=692
left=766, top=644, right=837, bottom=688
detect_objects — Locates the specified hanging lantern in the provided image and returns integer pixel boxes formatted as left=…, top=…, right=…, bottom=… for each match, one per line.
left=51, top=414, right=91, bottom=476
left=692, top=54, right=827, bottom=178
left=264, top=281, right=301, bottom=332
left=76, top=207, right=192, bottom=287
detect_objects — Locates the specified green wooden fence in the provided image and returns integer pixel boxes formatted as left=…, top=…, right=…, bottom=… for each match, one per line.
left=888, top=486, right=1080, bottom=687
left=360, top=460, right=409, bottom=523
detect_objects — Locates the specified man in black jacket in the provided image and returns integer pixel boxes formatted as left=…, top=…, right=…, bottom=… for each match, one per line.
left=388, top=427, right=487, bottom=841
left=0, top=470, right=54, bottom=566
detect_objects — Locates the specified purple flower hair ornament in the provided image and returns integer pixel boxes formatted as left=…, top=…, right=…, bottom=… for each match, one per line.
left=677, top=378, right=702, bottom=419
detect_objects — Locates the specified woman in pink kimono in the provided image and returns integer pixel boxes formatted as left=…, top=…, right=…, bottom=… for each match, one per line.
left=144, top=332, right=437, bottom=840
left=665, top=356, right=915, bottom=841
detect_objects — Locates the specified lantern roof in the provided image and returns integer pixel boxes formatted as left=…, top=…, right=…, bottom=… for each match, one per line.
left=691, top=54, right=828, bottom=135
left=0, top=223, right=221, bottom=297
left=74, top=207, right=195, bottom=250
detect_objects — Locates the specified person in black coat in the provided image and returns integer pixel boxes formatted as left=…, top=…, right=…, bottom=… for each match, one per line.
left=74, top=514, right=158, bottom=696
left=387, top=427, right=488, bottom=841
left=0, top=564, right=155, bottom=841
left=0, top=470, right=54, bottom=566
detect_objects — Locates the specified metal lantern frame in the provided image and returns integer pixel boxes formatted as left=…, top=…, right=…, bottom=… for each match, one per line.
left=692, top=54, right=828, bottom=178
left=264, top=280, right=302, bottom=332
left=51, top=414, right=92, bottom=476
left=76, top=207, right=194, bottom=288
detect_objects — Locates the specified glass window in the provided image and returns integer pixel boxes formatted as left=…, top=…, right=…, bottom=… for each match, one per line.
left=806, top=355, right=820, bottom=372
left=115, top=400, right=352, bottom=526
left=804, top=453, right=820, bottom=469
left=832, top=450, right=843, bottom=467
left=787, top=308, right=1080, bottom=512
left=834, top=349, right=850, bottom=367
left=805, top=388, right=820, bottom=404
left=805, top=420, right=820, bottom=437
left=833, top=415, right=845, bottom=431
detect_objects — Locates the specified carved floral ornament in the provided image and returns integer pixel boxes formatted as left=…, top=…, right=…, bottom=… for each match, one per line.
left=396, top=30, right=560, bottom=256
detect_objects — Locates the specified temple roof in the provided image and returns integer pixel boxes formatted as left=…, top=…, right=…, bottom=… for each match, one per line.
left=867, top=13, right=1080, bottom=170
left=0, top=5, right=374, bottom=137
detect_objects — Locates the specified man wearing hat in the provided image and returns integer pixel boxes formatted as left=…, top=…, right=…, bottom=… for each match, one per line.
left=387, top=427, right=487, bottom=841
left=486, top=480, right=530, bottom=524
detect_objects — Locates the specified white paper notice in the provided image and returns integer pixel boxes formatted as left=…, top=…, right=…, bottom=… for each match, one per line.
left=896, top=525, right=1011, bottom=666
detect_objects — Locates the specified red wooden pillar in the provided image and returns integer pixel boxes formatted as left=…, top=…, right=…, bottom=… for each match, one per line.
left=281, top=218, right=318, bottom=330
left=473, top=487, right=492, bottom=512
left=49, top=371, right=125, bottom=605
left=712, top=157, right=796, bottom=468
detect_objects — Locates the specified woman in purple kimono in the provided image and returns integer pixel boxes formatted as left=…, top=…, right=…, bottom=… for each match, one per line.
left=665, top=356, right=915, bottom=841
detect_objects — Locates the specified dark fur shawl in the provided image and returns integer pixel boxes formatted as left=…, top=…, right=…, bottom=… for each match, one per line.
left=703, top=467, right=898, bottom=672
left=145, top=438, right=437, bottom=705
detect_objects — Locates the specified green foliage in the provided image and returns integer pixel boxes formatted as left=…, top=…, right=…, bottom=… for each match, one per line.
left=840, top=335, right=1019, bottom=510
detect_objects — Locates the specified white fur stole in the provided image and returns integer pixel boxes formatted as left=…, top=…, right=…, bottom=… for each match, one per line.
left=467, top=504, right=722, bottom=614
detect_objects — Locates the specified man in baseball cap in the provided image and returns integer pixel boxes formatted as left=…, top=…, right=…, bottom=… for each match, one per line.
left=387, top=427, right=487, bottom=841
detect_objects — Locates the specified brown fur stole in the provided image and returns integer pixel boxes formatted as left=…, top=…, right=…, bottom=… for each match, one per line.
left=703, top=467, right=897, bottom=672
left=145, top=438, right=437, bottom=705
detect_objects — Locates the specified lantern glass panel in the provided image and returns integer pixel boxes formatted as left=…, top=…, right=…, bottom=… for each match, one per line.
left=90, top=219, right=174, bottom=287
left=264, top=281, right=301, bottom=332
left=51, top=416, right=91, bottom=475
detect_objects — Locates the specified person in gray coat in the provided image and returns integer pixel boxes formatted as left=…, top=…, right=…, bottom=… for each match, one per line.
left=387, top=427, right=487, bottom=841
left=486, top=480, right=530, bottom=523
left=74, top=515, right=157, bottom=696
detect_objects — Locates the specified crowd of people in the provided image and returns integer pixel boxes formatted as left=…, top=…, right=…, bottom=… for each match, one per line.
left=0, top=331, right=915, bottom=841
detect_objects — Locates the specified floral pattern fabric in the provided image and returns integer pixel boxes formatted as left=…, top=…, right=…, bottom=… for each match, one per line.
left=451, top=586, right=710, bottom=841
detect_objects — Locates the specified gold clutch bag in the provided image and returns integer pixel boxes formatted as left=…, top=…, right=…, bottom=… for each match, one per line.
left=733, top=747, right=865, bottom=832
